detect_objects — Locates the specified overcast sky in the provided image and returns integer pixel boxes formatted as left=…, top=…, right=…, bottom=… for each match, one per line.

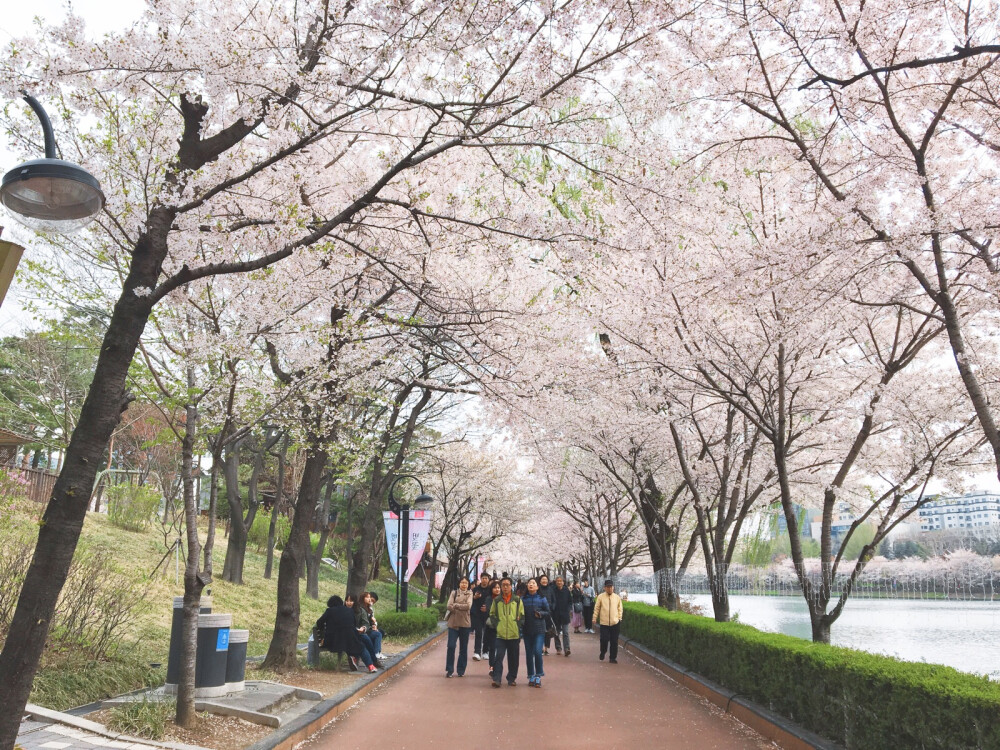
left=0, top=0, right=143, bottom=335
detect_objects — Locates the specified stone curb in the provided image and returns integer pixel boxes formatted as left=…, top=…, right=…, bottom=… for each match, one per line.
left=245, top=624, right=447, bottom=750
left=621, top=640, right=842, bottom=750
left=22, top=704, right=210, bottom=750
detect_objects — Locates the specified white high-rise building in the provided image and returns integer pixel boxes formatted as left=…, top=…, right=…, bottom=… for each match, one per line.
left=909, top=492, right=1000, bottom=533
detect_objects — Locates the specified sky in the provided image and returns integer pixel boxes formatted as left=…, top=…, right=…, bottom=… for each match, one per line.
left=0, top=0, right=144, bottom=336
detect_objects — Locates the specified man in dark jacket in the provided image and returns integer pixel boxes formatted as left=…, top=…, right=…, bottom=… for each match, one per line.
left=537, top=574, right=556, bottom=654
left=551, top=576, right=573, bottom=655
left=315, top=596, right=374, bottom=672
left=470, top=572, right=492, bottom=661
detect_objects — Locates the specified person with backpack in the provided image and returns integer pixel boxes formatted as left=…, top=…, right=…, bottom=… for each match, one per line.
left=488, top=576, right=524, bottom=687
left=445, top=577, right=473, bottom=677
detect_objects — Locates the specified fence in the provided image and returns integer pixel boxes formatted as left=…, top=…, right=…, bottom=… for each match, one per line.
left=649, top=562, right=1000, bottom=602
left=5, top=464, right=59, bottom=504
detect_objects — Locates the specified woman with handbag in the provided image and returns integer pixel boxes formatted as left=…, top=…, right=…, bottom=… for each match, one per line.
left=521, top=577, right=551, bottom=688
left=445, top=577, right=474, bottom=677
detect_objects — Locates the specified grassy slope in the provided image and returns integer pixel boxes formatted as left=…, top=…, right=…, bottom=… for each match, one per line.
left=28, top=511, right=426, bottom=709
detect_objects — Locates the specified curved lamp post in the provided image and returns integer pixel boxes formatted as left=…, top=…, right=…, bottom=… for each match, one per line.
left=1, top=94, right=105, bottom=234
left=387, top=475, right=433, bottom=612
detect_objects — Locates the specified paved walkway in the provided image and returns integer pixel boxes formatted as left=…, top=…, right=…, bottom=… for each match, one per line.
left=307, top=630, right=776, bottom=750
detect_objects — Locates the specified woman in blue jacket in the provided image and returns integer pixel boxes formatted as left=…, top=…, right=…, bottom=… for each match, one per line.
left=521, top=578, right=551, bottom=688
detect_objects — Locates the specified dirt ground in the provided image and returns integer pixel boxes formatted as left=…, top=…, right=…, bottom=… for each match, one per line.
left=87, top=708, right=272, bottom=750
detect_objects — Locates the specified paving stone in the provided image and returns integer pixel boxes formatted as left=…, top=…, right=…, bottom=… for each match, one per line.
left=38, top=741, right=72, bottom=749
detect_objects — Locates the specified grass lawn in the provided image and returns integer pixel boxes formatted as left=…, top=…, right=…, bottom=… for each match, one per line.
left=21, top=511, right=431, bottom=710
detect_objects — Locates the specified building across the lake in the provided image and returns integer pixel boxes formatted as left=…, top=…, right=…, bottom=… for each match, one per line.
left=908, top=492, right=1000, bottom=533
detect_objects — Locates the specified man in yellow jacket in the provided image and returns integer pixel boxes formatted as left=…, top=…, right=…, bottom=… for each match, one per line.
left=592, top=579, right=623, bottom=663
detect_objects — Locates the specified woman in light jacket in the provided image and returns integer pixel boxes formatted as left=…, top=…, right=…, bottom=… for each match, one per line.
left=445, top=577, right=474, bottom=677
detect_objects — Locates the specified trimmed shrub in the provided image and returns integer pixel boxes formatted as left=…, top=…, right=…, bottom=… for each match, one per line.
left=430, top=601, right=448, bottom=620
left=106, top=484, right=161, bottom=532
left=620, top=602, right=1000, bottom=750
left=377, top=609, right=438, bottom=638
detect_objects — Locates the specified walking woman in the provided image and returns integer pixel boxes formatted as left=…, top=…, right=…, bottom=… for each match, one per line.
left=521, top=577, right=550, bottom=688
left=445, top=577, right=473, bottom=677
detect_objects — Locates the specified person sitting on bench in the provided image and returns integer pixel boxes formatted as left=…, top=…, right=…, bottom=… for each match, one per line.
left=315, top=595, right=377, bottom=673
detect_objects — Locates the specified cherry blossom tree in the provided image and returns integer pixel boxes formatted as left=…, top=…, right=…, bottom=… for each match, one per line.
left=0, top=0, right=679, bottom=732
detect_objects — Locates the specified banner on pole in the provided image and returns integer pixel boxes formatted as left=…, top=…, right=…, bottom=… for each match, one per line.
left=383, top=510, right=432, bottom=583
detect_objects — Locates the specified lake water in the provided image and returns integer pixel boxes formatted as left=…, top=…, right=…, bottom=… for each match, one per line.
left=630, top=593, right=1000, bottom=678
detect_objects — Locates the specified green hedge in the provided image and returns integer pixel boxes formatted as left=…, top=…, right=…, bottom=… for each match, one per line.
left=377, top=609, right=439, bottom=638
left=621, top=602, right=1000, bottom=750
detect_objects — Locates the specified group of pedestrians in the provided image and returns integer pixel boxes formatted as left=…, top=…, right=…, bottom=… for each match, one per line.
left=444, top=572, right=625, bottom=688
left=314, top=590, right=388, bottom=673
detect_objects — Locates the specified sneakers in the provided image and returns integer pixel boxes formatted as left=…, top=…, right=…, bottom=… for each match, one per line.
left=529, top=676, right=541, bottom=687
left=599, top=652, right=605, bottom=661
left=491, top=676, right=501, bottom=688
left=368, top=664, right=377, bottom=672
left=565, top=650, right=571, bottom=657
left=472, top=653, right=481, bottom=661
left=610, top=658, right=618, bottom=664
left=349, top=656, right=359, bottom=671
left=446, top=671, right=454, bottom=678
left=376, top=652, right=385, bottom=659
left=543, top=648, right=549, bottom=655
left=507, top=680, right=517, bottom=686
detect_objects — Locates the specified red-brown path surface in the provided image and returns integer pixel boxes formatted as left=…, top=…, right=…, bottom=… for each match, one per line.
left=305, top=630, right=777, bottom=750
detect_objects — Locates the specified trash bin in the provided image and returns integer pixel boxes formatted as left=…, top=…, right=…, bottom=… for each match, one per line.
left=225, top=629, right=249, bottom=692
left=307, top=631, right=319, bottom=667
left=164, top=596, right=213, bottom=692
left=195, top=613, right=232, bottom=698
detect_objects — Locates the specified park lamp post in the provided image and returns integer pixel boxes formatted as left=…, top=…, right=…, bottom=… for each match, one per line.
left=1, top=93, right=106, bottom=234
left=387, top=475, right=433, bottom=613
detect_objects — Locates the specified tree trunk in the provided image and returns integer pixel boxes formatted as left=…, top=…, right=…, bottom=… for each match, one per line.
left=0, top=209, right=172, bottom=750
left=347, top=488, right=384, bottom=599
left=176, top=382, right=204, bottom=727
left=262, top=447, right=327, bottom=670
left=221, top=445, right=249, bottom=584
left=264, top=435, right=287, bottom=580
left=306, top=481, right=333, bottom=600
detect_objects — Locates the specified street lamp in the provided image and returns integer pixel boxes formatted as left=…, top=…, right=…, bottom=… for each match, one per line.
left=387, top=475, right=433, bottom=613
left=1, top=94, right=105, bottom=234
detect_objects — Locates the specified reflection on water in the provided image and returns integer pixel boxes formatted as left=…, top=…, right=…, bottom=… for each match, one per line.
left=630, top=593, right=1000, bottom=678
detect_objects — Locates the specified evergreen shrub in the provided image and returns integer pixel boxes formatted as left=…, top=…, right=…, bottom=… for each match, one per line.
left=248, top=512, right=290, bottom=553
left=621, top=603, right=1000, bottom=750
left=377, top=609, right=438, bottom=638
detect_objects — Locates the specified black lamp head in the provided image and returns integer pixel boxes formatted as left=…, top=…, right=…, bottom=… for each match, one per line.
left=1, top=158, right=105, bottom=233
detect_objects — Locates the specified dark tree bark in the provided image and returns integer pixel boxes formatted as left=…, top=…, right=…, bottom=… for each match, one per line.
left=306, top=479, right=334, bottom=600
left=264, top=433, right=288, bottom=579
left=0, top=207, right=175, bottom=747
left=261, top=447, right=327, bottom=670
